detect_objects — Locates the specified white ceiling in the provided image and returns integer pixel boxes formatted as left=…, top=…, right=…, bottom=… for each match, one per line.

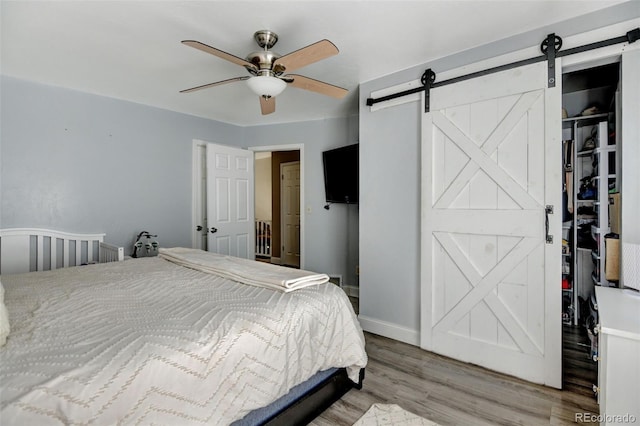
left=1, top=1, right=628, bottom=127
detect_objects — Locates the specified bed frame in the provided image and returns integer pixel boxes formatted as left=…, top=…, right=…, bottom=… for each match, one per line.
left=0, top=228, right=124, bottom=275
left=262, top=368, right=364, bottom=426
left=0, top=228, right=363, bottom=423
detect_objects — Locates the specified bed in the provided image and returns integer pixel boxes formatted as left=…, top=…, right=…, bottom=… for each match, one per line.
left=0, top=229, right=367, bottom=425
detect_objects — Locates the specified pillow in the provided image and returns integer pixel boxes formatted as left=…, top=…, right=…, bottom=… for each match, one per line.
left=0, top=279, right=9, bottom=347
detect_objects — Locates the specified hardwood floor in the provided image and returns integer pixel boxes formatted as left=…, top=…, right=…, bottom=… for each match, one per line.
left=313, top=311, right=599, bottom=425
left=562, top=325, right=598, bottom=399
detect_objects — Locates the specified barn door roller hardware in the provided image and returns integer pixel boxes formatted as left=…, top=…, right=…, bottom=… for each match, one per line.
left=366, top=28, right=640, bottom=112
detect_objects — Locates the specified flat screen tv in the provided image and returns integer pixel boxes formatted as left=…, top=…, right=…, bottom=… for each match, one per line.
left=322, top=143, right=358, bottom=204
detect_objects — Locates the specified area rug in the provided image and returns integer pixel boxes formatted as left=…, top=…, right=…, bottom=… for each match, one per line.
left=353, top=403, right=440, bottom=426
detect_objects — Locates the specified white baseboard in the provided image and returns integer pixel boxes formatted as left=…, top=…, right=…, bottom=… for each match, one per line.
left=357, top=315, right=420, bottom=346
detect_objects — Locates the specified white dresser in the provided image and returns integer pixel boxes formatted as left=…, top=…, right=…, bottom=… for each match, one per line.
left=595, top=287, right=640, bottom=425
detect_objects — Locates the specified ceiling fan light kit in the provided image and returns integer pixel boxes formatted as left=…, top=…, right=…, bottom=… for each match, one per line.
left=246, top=75, right=287, bottom=98
left=181, top=30, right=348, bottom=115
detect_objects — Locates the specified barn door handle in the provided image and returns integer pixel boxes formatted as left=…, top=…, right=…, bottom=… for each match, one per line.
left=545, top=205, right=553, bottom=244
left=210, top=227, right=218, bottom=234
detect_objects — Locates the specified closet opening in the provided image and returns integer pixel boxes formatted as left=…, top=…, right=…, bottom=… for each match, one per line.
left=560, top=59, right=620, bottom=395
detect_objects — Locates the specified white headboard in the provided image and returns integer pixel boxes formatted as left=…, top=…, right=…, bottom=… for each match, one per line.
left=0, top=228, right=124, bottom=276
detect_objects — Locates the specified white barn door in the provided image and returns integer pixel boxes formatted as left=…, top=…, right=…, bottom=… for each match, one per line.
left=206, top=143, right=255, bottom=258
left=420, top=60, right=562, bottom=387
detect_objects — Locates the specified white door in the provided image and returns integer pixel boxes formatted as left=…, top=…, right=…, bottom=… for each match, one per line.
left=206, top=143, right=255, bottom=258
left=281, top=161, right=300, bottom=267
left=420, top=60, right=562, bottom=388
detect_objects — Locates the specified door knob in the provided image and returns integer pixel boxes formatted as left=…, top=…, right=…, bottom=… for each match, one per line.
left=210, top=227, right=218, bottom=234
left=196, top=225, right=203, bottom=231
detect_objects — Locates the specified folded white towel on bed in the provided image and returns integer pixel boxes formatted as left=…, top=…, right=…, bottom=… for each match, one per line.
left=158, top=247, right=329, bottom=292
left=0, top=279, right=10, bottom=347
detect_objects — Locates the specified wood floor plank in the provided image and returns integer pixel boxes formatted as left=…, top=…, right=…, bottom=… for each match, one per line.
left=312, top=328, right=599, bottom=426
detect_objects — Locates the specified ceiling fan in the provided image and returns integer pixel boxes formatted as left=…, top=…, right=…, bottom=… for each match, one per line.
left=180, top=30, right=348, bottom=115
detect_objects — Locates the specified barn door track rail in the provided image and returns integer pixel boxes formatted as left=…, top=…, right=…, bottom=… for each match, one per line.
left=366, top=28, right=640, bottom=113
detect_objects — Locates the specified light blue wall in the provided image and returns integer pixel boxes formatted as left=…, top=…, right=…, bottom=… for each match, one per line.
left=358, top=2, right=640, bottom=342
left=0, top=76, right=359, bottom=284
left=244, top=116, right=360, bottom=285
left=359, top=100, right=421, bottom=335
left=1, top=76, right=243, bottom=252
left=621, top=48, right=640, bottom=291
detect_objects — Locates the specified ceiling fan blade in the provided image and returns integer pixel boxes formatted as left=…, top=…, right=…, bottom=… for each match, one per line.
left=182, top=40, right=257, bottom=71
left=260, top=96, right=276, bottom=115
left=273, top=40, right=338, bottom=73
left=180, top=76, right=250, bottom=93
left=285, top=74, right=348, bottom=99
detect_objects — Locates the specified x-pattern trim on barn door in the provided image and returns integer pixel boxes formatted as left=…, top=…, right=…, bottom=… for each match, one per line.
left=432, top=232, right=543, bottom=355
left=432, top=91, right=543, bottom=210
left=428, top=93, right=546, bottom=356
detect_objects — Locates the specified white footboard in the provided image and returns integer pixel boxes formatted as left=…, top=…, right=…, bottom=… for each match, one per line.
left=0, top=228, right=123, bottom=275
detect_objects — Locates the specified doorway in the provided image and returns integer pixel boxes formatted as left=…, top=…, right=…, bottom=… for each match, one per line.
left=560, top=58, right=620, bottom=394
left=251, top=147, right=302, bottom=268
left=192, top=142, right=304, bottom=268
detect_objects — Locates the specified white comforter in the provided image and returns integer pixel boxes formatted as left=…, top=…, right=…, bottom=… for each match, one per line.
left=0, top=255, right=367, bottom=425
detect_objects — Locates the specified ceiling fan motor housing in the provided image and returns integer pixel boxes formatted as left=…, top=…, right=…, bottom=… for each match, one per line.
left=245, top=50, right=284, bottom=76
left=245, top=31, right=285, bottom=76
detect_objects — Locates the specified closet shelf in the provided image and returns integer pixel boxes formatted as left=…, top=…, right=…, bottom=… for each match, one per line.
left=567, top=120, right=616, bottom=318
left=591, top=225, right=609, bottom=235
left=595, top=145, right=617, bottom=153
left=562, top=113, right=610, bottom=131
left=562, top=113, right=609, bottom=124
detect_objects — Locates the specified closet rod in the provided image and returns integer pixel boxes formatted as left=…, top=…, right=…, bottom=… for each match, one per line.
left=365, top=28, right=639, bottom=108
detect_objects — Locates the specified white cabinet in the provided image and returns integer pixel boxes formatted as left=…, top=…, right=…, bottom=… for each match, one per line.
left=595, top=287, right=640, bottom=425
